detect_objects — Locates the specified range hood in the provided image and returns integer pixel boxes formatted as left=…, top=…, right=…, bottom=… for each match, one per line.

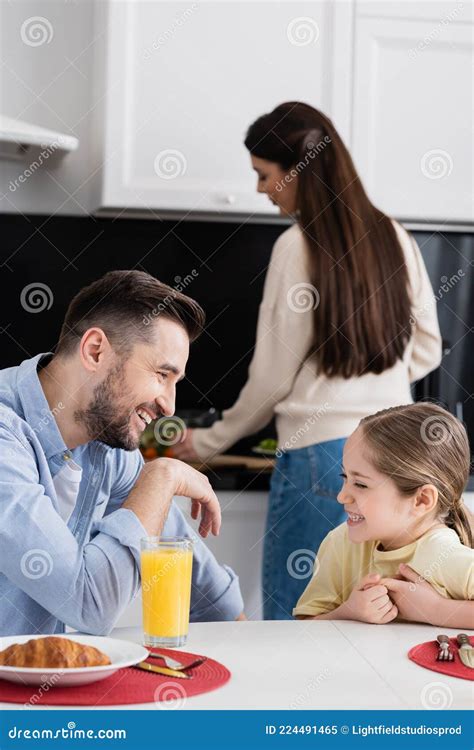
left=0, top=115, right=79, bottom=160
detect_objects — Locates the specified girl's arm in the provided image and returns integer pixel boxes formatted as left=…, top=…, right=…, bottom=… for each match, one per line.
left=382, top=564, right=474, bottom=629
left=296, top=604, right=352, bottom=621
left=295, top=574, right=398, bottom=624
left=433, top=599, right=474, bottom=630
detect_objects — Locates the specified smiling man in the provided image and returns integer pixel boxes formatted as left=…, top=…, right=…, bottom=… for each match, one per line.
left=0, top=270, right=244, bottom=636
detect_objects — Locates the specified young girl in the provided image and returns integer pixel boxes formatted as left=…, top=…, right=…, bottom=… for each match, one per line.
left=293, top=402, right=473, bottom=624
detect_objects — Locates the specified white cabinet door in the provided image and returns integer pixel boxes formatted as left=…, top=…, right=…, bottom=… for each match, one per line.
left=174, top=492, right=269, bottom=621
left=352, top=14, right=473, bottom=222
left=357, top=1, right=471, bottom=23
left=114, top=491, right=269, bottom=628
left=96, top=0, right=352, bottom=216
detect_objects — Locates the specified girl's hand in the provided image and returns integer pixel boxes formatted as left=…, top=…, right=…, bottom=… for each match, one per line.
left=172, top=427, right=200, bottom=462
left=381, top=564, right=444, bottom=624
left=343, top=573, right=398, bottom=624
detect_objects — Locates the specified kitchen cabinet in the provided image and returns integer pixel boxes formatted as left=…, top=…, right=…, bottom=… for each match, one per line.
left=93, top=0, right=472, bottom=223
left=351, top=9, right=473, bottom=222
left=356, top=1, right=472, bottom=22
left=93, top=0, right=353, bottom=217
left=178, top=490, right=268, bottom=621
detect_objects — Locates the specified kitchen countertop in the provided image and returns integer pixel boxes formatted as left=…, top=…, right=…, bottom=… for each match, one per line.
left=142, top=453, right=275, bottom=491
left=189, top=454, right=275, bottom=491
left=4, top=621, right=471, bottom=710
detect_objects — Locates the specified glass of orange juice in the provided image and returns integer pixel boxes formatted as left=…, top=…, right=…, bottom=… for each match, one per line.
left=140, top=537, right=194, bottom=648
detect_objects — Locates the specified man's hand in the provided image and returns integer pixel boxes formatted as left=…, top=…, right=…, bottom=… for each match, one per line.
left=123, top=457, right=221, bottom=538
left=172, top=427, right=200, bottom=462
left=165, top=457, right=221, bottom=537
left=341, top=573, right=398, bottom=624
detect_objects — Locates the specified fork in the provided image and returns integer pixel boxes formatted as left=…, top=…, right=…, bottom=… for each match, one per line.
left=147, top=652, right=206, bottom=671
left=436, top=634, right=454, bottom=661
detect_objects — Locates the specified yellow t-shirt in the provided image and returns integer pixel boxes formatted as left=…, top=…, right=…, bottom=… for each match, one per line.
left=293, top=522, right=474, bottom=618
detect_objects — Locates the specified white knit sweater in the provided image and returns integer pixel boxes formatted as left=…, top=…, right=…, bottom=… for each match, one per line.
left=192, top=221, right=442, bottom=460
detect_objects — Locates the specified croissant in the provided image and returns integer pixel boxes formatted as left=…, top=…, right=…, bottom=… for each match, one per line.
left=0, top=636, right=111, bottom=668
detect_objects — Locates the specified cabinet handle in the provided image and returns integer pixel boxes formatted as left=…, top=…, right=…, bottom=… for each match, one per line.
left=221, top=193, right=236, bottom=205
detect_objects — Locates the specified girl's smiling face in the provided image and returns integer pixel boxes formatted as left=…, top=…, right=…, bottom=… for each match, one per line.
left=337, top=427, right=435, bottom=550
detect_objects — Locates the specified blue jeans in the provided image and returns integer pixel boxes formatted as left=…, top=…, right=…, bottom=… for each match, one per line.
left=262, top=438, right=347, bottom=620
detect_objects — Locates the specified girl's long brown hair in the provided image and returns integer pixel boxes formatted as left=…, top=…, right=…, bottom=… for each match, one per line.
left=245, top=102, right=413, bottom=378
left=360, top=403, right=473, bottom=547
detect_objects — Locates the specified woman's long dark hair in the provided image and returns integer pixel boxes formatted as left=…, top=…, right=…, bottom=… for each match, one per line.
left=245, top=102, right=413, bottom=378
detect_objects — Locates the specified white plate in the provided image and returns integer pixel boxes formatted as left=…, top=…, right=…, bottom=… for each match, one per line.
left=0, top=634, right=149, bottom=687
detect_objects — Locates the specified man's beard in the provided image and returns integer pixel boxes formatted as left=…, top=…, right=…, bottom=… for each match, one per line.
left=74, top=362, right=139, bottom=451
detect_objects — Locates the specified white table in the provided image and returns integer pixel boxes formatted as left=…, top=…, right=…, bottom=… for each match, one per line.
left=2, top=621, right=471, bottom=710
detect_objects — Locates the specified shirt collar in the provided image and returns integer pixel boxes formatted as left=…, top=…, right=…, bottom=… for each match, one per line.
left=17, top=353, right=68, bottom=460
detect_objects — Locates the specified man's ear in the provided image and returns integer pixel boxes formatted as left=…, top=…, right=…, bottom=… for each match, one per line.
left=413, top=484, right=438, bottom=516
left=79, top=328, right=111, bottom=372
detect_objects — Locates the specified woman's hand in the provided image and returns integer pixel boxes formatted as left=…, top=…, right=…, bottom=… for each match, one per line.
left=172, top=427, right=200, bottom=462
left=341, top=573, right=398, bottom=624
left=381, top=563, right=474, bottom=628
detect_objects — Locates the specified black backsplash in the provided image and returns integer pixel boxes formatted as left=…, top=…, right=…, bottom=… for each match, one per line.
left=1, top=214, right=283, bottom=419
left=1, top=215, right=473, bottom=468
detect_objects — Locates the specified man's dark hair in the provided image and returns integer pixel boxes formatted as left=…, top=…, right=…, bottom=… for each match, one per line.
left=55, top=270, right=205, bottom=357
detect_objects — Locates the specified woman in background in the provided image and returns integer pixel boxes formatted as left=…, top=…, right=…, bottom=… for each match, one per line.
left=174, top=102, right=442, bottom=620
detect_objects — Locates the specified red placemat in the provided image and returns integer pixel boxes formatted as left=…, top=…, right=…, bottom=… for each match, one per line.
left=408, top=636, right=474, bottom=681
left=0, top=647, right=231, bottom=706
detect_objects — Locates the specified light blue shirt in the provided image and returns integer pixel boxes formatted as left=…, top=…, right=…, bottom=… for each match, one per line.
left=0, top=353, right=243, bottom=636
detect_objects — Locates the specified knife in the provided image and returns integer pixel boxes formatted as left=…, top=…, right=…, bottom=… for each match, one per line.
left=133, top=661, right=191, bottom=679
left=456, top=634, right=474, bottom=669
